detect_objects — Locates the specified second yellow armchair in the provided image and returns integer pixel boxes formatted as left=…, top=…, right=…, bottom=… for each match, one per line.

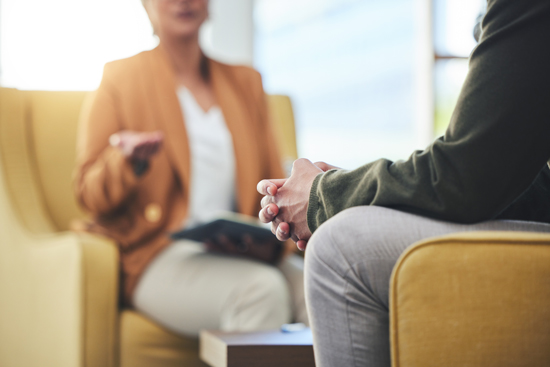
left=0, top=87, right=297, bottom=367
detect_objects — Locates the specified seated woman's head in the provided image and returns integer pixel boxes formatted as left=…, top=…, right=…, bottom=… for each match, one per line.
left=142, top=0, right=209, bottom=40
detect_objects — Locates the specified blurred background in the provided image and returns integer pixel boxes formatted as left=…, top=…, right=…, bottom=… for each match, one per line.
left=0, top=0, right=484, bottom=169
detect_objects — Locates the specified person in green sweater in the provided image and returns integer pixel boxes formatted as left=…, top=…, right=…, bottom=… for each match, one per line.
left=257, top=0, right=550, bottom=365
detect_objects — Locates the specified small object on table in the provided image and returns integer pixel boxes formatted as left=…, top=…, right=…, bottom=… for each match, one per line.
left=281, top=322, right=307, bottom=333
left=200, top=328, right=315, bottom=367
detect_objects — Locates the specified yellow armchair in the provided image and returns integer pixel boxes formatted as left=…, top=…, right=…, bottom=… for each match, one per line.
left=390, top=231, right=550, bottom=367
left=0, top=88, right=119, bottom=367
left=0, top=88, right=297, bottom=367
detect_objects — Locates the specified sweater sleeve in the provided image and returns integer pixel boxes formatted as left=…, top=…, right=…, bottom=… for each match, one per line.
left=74, top=64, right=141, bottom=215
left=307, top=0, right=550, bottom=232
left=495, top=165, right=550, bottom=223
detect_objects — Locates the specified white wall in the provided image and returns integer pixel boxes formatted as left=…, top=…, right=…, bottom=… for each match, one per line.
left=201, top=0, right=254, bottom=65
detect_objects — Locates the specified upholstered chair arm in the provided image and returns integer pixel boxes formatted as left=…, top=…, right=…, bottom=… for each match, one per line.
left=79, top=232, right=119, bottom=367
left=0, top=228, right=118, bottom=367
left=390, top=231, right=550, bottom=367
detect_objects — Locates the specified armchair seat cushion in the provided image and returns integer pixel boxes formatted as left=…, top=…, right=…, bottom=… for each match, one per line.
left=120, top=310, right=207, bottom=367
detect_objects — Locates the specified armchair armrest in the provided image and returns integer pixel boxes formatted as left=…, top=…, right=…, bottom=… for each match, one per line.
left=0, top=229, right=118, bottom=367
left=390, top=231, right=550, bottom=367
left=79, top=231, right=119, bottom=367
left=0, top=87, right=119, bottom=367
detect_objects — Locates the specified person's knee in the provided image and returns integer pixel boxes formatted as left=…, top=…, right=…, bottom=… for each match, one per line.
left=304, top=211, right=349, bottom=300
left=305, top=220, right=334, bottom=277
left=307, top=206, right=399, bottom=263
left=306, top=206, right=414, bottom=310
left=306, top=206, right=377, bottom=268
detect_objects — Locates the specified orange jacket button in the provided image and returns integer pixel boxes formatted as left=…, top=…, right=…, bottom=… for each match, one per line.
left=144, top=203, right=162, bottom=223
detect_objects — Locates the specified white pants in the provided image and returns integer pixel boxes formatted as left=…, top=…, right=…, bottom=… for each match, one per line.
left=133, top=241, right=308, bottom=337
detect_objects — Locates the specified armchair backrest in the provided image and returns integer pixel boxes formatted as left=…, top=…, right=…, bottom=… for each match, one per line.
left=267, top=95, right=298, bottom=174
left=0, top=88, right=87, bottom=367
left=0, top=88, right=84, bottom=233
left=0, top=87, right=297, bottom=232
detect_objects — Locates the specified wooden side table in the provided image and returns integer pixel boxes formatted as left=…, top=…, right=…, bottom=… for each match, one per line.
left=200, top=328, right=315, bottom=367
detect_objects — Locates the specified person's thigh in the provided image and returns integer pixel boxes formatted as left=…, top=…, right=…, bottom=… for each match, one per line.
left=305, top=206, right=550, bottom=367
left=134, top=241, right=292, bottom=337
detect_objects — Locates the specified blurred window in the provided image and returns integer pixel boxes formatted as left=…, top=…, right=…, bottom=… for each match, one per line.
left=0, top=0, right=252, bottom=91
left=433, top=0, right=485, bottom=136
left=254, top=0, right=420, bottom=169
left=0, top=0, right=156, bottom=90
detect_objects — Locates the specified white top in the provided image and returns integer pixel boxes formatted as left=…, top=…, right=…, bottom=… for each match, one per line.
left=177, top=87, right=236, bottom=228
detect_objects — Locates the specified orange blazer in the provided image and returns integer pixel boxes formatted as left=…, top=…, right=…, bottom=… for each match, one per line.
left=74, top=46, right=284, bottom=305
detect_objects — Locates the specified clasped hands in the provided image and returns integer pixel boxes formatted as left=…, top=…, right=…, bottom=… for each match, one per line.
left=257, top=159, right=339, bottom=251
left=109, top=131, right=340, bottom=252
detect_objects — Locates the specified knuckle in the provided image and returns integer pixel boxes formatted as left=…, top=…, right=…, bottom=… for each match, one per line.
left=259, top=210, right=270, bottom=223
left=268, top=202, right=279, bottom=215
left=292, top=158, right=313, bottom=172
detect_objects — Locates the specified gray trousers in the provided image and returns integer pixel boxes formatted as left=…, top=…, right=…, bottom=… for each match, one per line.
left=304, top=206, right=550, bottom=367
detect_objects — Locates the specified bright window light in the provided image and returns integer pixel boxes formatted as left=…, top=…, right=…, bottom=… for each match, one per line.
left=0, top=0, right=157, bottom=90
left=255, top=0, right=423, bottom=169
left=434, top=0, right=485, bottom=57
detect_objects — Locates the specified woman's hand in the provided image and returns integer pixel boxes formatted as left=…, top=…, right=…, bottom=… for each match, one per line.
left=109, top=130, right=164, bottom=162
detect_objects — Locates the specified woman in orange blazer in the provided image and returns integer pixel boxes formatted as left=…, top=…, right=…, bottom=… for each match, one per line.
left=75, top=0, right=307, bottom=336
